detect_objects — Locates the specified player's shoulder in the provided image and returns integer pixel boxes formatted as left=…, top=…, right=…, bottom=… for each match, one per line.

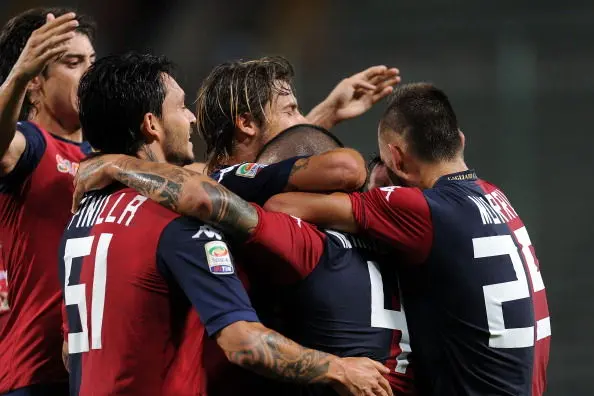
left=159, top=216, right=224, bottom=245
left=367, top=185, right=429, bottom=211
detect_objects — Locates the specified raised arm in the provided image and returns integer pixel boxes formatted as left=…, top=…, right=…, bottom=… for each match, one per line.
left=217, top=321, right=392, bottom=396
left=0, top=13, right=79, bottom=176
left=306, top=66, right=400, bottom=130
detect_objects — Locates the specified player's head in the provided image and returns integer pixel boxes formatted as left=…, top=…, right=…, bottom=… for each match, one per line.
left=78, top=52, right=196, bottom=166
left=255, top=124, right=343, bottom=164
left=197, top=56, right=307, bottom=171
left=366, top=155, right=393, bottom=190
left=378, top=82, right=464, bottom=188
left=0, top=7, right=96, bottom=125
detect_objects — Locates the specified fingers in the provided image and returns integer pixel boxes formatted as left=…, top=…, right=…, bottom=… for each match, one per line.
left=371, top=86, right=394, bottom=103
left=36, top=19, right=78, bottom=45
left=37, top=12, right=77, bottom=34
left=371, top=360, right=390, bottom=374
left=359, top=65, right=388, bottom=80
left=351, top=79, right=377, bottom=91
left=378, top=375, right=393, bottom=396
left=38, top=43, right=71, bottom=65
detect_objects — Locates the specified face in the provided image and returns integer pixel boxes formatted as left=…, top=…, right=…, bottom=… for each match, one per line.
left=35, top=33, right=95, bottom=129
left=160, top=74, right=197, bottom=166
left=260, top=80, right=307, bottom=145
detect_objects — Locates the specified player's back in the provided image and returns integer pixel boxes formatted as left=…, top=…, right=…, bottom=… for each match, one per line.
left=406, top=171, right=550, bottom=395
left=211, top=160, right=417, bottom=395
left=59, top=186, right=196, bottom=395
left=0, top=121, right=89, bottom=393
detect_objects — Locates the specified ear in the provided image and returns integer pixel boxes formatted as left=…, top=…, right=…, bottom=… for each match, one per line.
left=459, top=129, right=466, bottom=149
left=140, top=112, right=163, bottom=143
left=388, top=143, right=415, bottom=185
left=235, top=112, right=259, bottom=140
left=26, top=76, right=43, bottom=104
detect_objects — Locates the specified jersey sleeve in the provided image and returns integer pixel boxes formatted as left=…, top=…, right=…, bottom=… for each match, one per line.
left=349, top=186, right=433, bottom=264
left=216, top=157, right=303, bottom=206
left=0, top=121, right=46, bottom=188
left=156, top=217, right=259, bottom=336
left=241, top=204, right=325, bottom=284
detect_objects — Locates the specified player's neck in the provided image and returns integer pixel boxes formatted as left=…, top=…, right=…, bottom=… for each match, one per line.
left=420, top=157, right=468, bottom=189
left=227, top=146, right=260, bottom=166
left=31, top=110, right=82, bottom=143
left=137, top=144, right=166, bottom=163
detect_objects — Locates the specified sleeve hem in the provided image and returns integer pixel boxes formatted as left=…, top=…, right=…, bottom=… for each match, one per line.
left=205, top=311, right=260, bottom=337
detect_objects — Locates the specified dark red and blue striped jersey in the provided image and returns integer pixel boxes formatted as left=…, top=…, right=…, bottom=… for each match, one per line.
left=209, top=159, right=416, bottom=395
left=349, top=170, right=550, bottom=396
left=58, top=186, right=258, bottom=396
left=0, top=121, right=91, bottom=393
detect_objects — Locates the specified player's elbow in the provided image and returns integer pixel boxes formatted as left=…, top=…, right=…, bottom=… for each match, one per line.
left=216, top=321, right=269, bottom=369
left=178, top=176, right=216, bottom=220
left=327, top=148, right=366, bottom=191
left=264, top=194, right=298, bottom=215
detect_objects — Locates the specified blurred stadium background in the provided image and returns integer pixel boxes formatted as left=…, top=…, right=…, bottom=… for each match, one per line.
left=2, top=1, right=593, bottom=394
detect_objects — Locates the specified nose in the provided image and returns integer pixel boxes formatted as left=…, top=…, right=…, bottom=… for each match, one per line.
left=187, top=108, right=197, bottom=123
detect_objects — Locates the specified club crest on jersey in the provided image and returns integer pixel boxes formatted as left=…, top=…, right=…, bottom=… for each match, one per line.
left=56, top=154, right=79, bottom=176
left=205, top=241, right=234, bottom=275
left=235, top=163, right=266, bottom=178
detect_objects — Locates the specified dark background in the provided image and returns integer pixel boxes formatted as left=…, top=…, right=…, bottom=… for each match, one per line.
left=2, top=1, right=592, bottom=394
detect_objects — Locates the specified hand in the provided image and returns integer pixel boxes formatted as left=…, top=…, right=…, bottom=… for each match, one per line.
left=72, top=154, right=121, bottom=213
left=11, top=13, right=79, bottom=82
left=331, top=357, right=393, bottom=396
left=307, top=66, right=401, bottom=129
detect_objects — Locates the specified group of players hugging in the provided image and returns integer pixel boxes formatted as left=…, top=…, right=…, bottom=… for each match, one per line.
left=0, top=7, right=551, bottom=396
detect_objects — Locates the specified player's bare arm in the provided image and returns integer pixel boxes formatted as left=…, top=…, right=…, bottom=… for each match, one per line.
left=285, top=148, right=366, bottom=192
left=0, top=13, right=79, bottom=175
left=265, top=191, right=358, bottom=233
left=217, top=321, right=393, bottom=396
left=306, top=66, right=400, bottom=130
left=72, top=154, right=259, bottom=239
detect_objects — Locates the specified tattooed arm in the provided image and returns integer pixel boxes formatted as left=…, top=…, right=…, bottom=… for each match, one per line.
left=282, top=148, right=366, bottom=192
left=217, top=321, right=392, bottom=396
left=72, top=154, right=259, bottom=239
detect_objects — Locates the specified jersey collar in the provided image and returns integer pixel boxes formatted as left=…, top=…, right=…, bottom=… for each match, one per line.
left=435, top=169, right=477, bottom=186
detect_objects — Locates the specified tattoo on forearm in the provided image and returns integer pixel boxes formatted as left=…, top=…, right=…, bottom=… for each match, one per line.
left=289, top=157, right=311, bottom=177
left=286, top=157, right=311, bottom=192
left=111, top=159, right=258, bottom=238
left=78, top=158, right=106, bottom=182
left=116, top=171, right=183, bottom=211
left=201, top=181, right=258, bottom=238
left=227, top=329, right=331, bottom=384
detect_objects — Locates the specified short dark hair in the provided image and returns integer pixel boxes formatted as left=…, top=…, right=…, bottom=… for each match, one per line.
left=380, top=82, right=461, bottom=162
left=78, top=52, right=174, bottom=155
left=196, top=56, right=295, bottom=169
left=255, top=124, right=343, bottom=164
left=0, top=7, right=96, bottom=120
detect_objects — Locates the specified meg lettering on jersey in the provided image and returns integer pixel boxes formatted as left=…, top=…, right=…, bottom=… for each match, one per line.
left=469, top=189, right=519, bottom=225
left=67, top=194, right=148, bottom=230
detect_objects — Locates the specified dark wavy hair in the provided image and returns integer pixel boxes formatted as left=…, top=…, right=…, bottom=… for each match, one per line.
left=78, top=52, right=174, bottom=155
left=0, top=7, right=96, bottom=120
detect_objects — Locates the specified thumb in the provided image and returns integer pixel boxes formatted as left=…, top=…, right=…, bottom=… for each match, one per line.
left=46, top=13, right=55, bottom=23
left=72, top=185, right=83, bottom=214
